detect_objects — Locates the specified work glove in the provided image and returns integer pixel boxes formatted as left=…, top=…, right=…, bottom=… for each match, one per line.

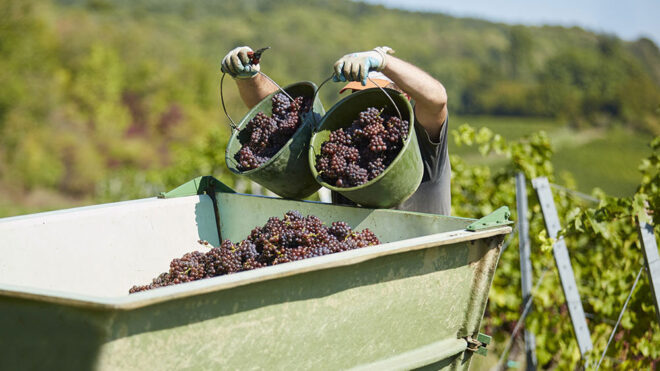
left=221, top=46, right=260, bottom=79
left=333, top=46, right=394, bottom=85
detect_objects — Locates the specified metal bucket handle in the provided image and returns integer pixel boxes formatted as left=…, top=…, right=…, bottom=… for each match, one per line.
left=220, top=71, right=295, bottom=132
left=311, top=74, right=403, bottom=132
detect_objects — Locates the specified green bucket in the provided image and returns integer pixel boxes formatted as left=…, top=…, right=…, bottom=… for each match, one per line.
left=308, top=87, right=423, bottom=208
left=225, top=81, right=325, bottom=199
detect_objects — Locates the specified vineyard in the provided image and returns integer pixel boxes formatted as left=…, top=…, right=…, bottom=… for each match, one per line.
left=0, top=0, right=658, bottom=369
left=451, top=125, right=659, bottom=369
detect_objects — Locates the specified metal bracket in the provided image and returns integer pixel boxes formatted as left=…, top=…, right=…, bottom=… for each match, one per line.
left=465, top=333, right=491, bottom=357
left=466, top=206, right=512, bottom=231
left=159, top=176, right=235, bottom=198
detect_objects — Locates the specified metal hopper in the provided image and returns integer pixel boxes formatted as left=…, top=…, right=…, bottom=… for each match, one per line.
left=0, top=177, right=511, bottom=370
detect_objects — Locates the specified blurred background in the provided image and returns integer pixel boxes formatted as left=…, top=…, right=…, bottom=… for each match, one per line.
left=1, top=0, right=658, bottom=368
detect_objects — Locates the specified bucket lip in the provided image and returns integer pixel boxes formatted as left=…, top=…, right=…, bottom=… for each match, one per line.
left=225, top=80, right=320, bottom=175
left=308, top=87, right=416, bottom=192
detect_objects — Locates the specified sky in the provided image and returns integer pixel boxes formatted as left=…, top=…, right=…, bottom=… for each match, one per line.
left=357, top=0, right=660, bottom=45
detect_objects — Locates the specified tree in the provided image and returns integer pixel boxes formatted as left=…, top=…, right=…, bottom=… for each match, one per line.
left=508, top=25, right=533, bottom=79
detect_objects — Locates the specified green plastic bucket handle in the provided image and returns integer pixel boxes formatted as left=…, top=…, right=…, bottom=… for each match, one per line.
left=311, top=74, right=403, bottom=133
left=220, top=71, right=295, bottom=132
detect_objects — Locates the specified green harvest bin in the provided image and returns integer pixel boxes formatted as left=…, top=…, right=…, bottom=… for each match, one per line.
left=309, top=87, right=423, bottom=208
left=225, top=81, right=325, bottom=199
left=0, top=184, right=511, bottom=370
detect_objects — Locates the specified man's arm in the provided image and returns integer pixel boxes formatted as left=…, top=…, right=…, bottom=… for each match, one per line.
left=381, top=56, right=448, bottom=142
left=235, top=74, right=279, bottom=108
left=333, top=47, right=448, bottom=142
left=221, top=46, right=279, bottom=109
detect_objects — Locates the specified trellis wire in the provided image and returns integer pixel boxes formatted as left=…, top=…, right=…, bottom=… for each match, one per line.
left=595, top=266, right=644, bottom=371
left=499, top=225, right=518, bottom=253
left=549, top=182, right=600, bottom=204
left=219, top=71, right=294, bottom=132
left=495, top=268, right=550, bottom=370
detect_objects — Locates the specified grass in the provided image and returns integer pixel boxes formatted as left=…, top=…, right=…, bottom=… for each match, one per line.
left=450, top=116, right=653, bottom=197
left=552, top=126, right=652, bottom=196
left=452, top=115, right=560, bottom=139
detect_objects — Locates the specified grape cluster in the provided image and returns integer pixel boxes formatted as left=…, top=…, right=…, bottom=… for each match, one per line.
left=129, top=211, right=380, bottom=293
left=235, top=93, right=312, bottom=171
left=315, top=107, right=409, bottom=187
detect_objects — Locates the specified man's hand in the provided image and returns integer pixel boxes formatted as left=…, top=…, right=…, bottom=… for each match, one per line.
left=221, top=46, right=260, bottom=79
left=333, top=46, right=394, bottom=85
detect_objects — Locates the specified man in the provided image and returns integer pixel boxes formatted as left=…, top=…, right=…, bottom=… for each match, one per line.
left=221, top=46, right=450, bottom=215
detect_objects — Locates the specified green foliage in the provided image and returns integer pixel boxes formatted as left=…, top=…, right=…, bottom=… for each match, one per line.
left=550, top=127, right=652, bottom=196
left=638, top=136, right=660, bottom=218
left=508, top=26, right=533, bottom=79
left=452, top=123, right=660, bottom=369
left=9, top=129, right=65, bottom=188
left=449, top=116, right=652, bottom=197
left=556, top=138, right=660, bottom=369
left=0, top=2, right=658, bottom=367
left=536, top=40, right=660, bottom=132
left=69, top=43, right=131, bottom=136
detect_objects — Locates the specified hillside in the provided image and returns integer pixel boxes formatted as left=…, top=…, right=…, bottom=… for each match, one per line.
left=53, top=0, right=660, bottom=126
left=0, top=0, right=658, bottom=210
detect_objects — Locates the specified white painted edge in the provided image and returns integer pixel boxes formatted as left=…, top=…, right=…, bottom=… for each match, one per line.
left=0, top=197, right=161, bottom=223
left=0, top=226, right=512, bottom=310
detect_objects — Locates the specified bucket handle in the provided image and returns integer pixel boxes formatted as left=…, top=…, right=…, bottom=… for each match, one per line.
left=220, top=71, right=295, bottom=132
left=311, top=74, right=404, bottom=133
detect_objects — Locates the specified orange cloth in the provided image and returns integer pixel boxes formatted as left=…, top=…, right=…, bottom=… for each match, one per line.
left=339, top=79, right=392, bottom=94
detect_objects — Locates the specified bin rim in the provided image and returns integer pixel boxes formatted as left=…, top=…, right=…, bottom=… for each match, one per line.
left=0, top=223, right=511, bottom=311
left=225, top=80, right=320, bottom=176
left=307, top=87, right=416, bottom=192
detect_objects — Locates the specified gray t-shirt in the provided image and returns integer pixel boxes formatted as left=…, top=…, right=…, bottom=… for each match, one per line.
left=395, top=115, right=451, bottom=215
left=331, top=115, right=451, bottom=215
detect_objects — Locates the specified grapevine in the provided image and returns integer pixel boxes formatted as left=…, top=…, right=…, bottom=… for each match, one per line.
left=452, top=124, right=660, bottom=369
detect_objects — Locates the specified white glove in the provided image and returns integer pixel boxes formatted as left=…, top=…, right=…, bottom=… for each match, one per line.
left=221, top=46, right=260, bottom=79
left=333, top=46, right=394, bottom=85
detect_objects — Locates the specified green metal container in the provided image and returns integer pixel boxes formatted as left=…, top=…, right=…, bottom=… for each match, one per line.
left=226, top=81, right=325, bottom=199
left=0, top=183, right=511, bottom=370
left=309, top=87, right=423, bottom=208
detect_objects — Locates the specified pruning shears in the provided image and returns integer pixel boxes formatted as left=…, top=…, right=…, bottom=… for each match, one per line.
left=247, top=46, right=270, bottom=65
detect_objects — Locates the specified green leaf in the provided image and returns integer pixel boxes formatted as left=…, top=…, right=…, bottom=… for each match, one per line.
left=633, top=194, right=651, bottom=224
